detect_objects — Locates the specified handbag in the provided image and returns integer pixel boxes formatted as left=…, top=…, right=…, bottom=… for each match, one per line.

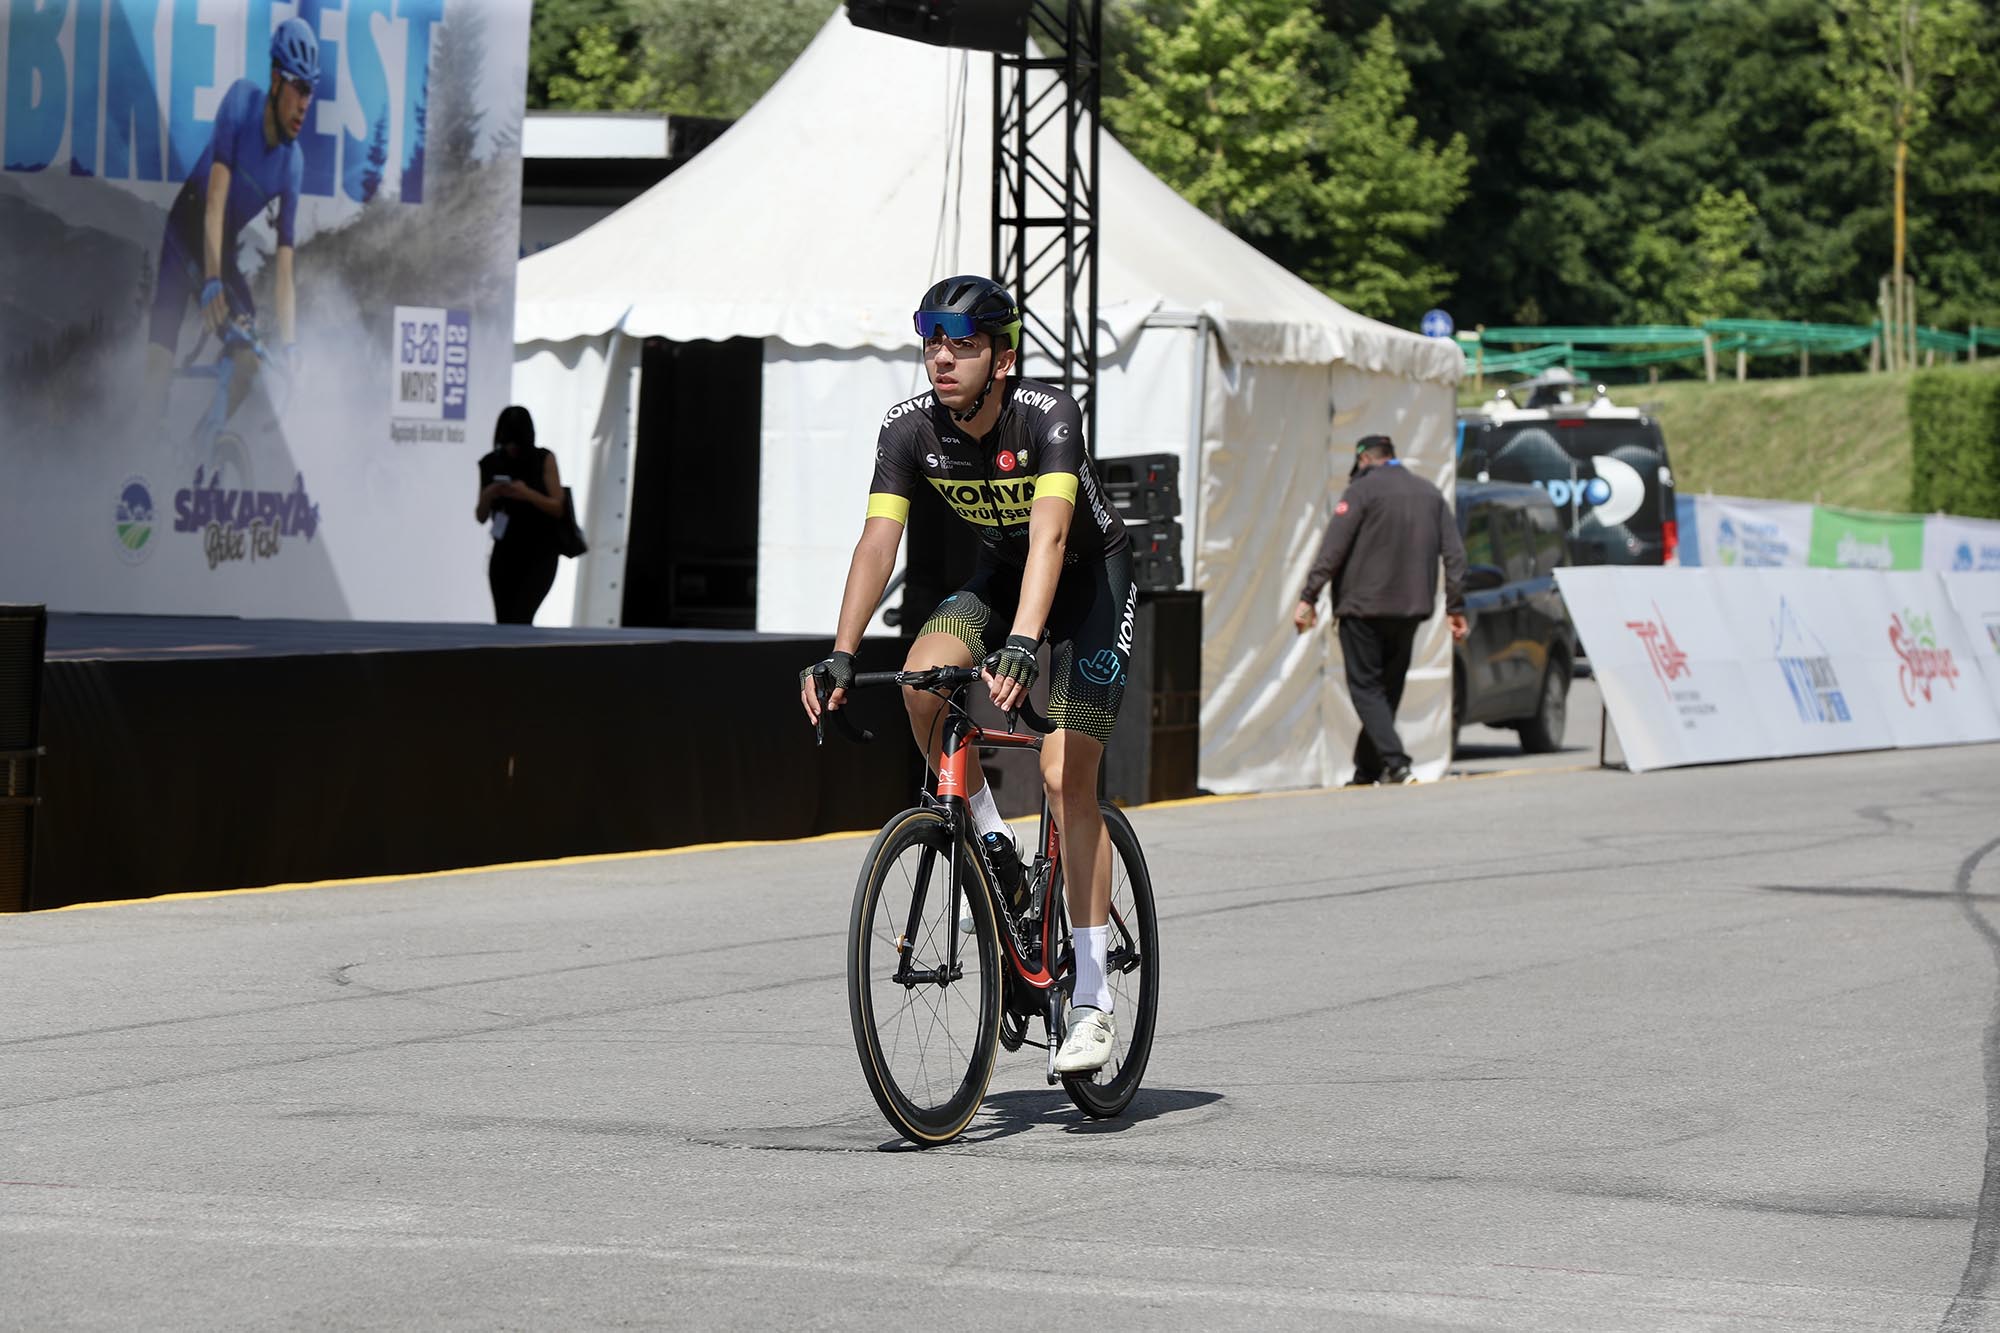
left=558, top=486, right=588, bottom=559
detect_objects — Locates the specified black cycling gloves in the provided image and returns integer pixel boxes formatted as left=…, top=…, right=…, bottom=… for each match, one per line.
left=983, top=635, right=1041, bottom=692
left=802, top=650, right=855, bottom=695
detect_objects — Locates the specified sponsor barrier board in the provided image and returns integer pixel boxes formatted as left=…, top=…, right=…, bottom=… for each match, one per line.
left=1558, top=567, right=2000, bottom=771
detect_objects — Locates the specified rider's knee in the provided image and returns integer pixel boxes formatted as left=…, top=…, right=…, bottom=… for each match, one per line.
left=1040, top=735, right=1101, bottom=807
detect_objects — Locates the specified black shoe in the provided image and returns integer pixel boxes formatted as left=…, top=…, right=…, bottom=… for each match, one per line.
left=981, top=831, right=1030, bottom=914
left=1379, top=765, right=1418, bottom=786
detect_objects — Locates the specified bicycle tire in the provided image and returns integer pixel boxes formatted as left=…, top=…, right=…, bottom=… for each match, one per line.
left=847, top=807, right=1001, bottom=1146
left=1060, top=803, right=1159, bottom=1120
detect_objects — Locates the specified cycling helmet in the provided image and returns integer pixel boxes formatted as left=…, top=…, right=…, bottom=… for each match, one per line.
left=915, top=275, right=1022, bottom=421
left=914, top=275, right=1022, bottom=352
left=270, top=17, right=322, bottom=85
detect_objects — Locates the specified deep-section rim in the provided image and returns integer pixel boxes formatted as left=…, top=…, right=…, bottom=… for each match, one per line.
left=847, top=807, right=1002, bottom=1145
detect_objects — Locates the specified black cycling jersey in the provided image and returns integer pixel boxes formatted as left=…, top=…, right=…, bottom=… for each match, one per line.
left=867, top=377, right=1129, bottom=568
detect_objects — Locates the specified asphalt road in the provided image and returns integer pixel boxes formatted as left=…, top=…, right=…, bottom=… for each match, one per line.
left=5, top=726, right=2000, bottom=1330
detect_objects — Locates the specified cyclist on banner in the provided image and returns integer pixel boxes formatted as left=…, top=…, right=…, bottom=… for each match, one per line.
left=143, top=17, right=315, bottom=424
left=800, top=275, right=1137, bottom=1076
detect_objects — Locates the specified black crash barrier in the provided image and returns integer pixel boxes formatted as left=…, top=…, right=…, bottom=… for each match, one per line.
left=33, top=618, right=922, bottom=910
left=1104, top=591, right=1201, bottom=806
left=0, top=605, right=47, bottom=913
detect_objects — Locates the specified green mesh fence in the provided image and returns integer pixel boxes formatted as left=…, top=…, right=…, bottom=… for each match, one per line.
left=1455, top=318, right=1992, bottom=375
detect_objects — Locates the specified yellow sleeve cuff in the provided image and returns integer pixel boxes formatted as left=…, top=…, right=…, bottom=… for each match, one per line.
left=1035, top=472, right=1079, bottom=505
left=866, top=493, right=911, bottom=525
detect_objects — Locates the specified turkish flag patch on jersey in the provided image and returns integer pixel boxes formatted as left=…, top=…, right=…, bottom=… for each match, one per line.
left=997, top=450, right=1018, bottom=472
left=1335, top=501, right=1349, bottom=515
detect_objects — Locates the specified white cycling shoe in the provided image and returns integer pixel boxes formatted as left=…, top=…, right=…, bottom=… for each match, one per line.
left=1053, top=1005, right=1115, bottom=1074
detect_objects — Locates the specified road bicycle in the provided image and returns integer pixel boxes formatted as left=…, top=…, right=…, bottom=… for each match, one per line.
left=174, top=318, right=289, bottom=492
left=814, top=664, right=1159, bottom=1146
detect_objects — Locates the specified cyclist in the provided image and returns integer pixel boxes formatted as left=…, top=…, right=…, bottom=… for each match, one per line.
left=800, top=275, right=1136, bottom=1075
left=142, top=17, right=315, bottom=424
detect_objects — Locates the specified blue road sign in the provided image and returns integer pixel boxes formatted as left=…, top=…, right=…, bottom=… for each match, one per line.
left=1420, top=309, right=1454, bottom=338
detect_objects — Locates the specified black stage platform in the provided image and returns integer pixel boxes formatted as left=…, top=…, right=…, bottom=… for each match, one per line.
left=33, top=615, right=922, bottom=910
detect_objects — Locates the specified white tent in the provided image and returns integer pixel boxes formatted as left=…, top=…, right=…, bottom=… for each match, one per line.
left=513, top=9, right=1464, bottom=792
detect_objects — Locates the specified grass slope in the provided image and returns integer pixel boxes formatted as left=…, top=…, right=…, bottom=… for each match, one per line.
left=1461, top=362, right=1999, bottom=513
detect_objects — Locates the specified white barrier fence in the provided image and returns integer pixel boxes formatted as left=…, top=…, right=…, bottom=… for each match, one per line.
left=1555, top=568, right=2000, bottom=772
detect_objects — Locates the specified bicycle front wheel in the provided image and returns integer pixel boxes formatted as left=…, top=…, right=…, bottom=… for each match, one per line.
left=848, top=807, right=1001, bottom=1146
left=1062, top=803, right=1159, bottom=1119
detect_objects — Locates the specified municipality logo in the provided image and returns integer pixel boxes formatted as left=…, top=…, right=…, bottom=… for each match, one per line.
left=114, top=476, right=156, bottom=564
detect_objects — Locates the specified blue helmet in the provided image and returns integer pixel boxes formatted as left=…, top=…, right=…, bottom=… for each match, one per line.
left=270, top=17, right=321, bottom=85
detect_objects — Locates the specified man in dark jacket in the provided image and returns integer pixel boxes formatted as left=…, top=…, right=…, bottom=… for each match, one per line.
left=1292, top=435, right=1469, bottom=785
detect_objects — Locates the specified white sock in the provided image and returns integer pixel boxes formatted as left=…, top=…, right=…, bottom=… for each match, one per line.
left=1072, top=924, right=1112, bottom=1013
left=968, top=784, right=1008, bottom=841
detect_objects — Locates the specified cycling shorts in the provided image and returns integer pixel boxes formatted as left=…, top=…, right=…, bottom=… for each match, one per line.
left=917, top=547, right=1137, bottom=745
left=149, top=234, right=254, bottom=353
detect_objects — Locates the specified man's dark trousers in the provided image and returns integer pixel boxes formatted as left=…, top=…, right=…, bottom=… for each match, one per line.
left=1338, top=615, right=1424, bottom=778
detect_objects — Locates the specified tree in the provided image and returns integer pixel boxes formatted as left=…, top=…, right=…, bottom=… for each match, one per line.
left=1620, top=186, right=1762, bottom=326
left=1821, top=0, right=1980, bottom=366
left=545, top=22, right=659, bottom=111
left=1105, top=3, right=1468, bottom=324
left=629, top=0, right=839, bottom=119
left=531, top=0, right=838, bottom=119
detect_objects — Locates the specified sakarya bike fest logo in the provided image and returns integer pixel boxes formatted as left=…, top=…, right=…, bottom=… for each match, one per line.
left=117, top=470, right=323, bottom=570
left=1889, top=609, right=1959, bottom=706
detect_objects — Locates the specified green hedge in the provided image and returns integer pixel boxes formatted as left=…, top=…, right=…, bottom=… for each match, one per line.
left=1910, top=368, right=2000, bottom=518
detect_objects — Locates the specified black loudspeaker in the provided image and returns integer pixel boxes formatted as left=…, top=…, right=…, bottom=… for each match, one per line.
left=1102, top=453, right=1180, bottom=522
left=847, top=0, right=1027, bottom=53
left=0, top=605, right=46, bottom=913
left=1126, top=518, right=1184, bottom=592
left=1103, top=591, right=1201, bottom=807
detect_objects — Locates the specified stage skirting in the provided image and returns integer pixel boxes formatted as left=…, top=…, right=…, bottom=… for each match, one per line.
left=35, top=616, right=920, bottom=910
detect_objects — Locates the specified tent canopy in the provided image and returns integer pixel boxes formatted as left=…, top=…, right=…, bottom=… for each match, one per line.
left=515, top=9, right=1459, bottom=384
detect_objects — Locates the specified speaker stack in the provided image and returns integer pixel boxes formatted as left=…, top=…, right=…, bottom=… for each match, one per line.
left=1102, top=453, right=1182, bottom=591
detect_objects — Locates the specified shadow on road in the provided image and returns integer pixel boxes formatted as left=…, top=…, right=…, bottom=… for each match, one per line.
left=883, top=1086, right=1224, bottom=1150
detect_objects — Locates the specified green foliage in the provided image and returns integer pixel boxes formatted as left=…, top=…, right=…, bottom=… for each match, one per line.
left=1621, top=187, right=1763, bottom=327
left=1819, top=0, right=1979, bottom=158
left=530, top=0, right=837, bottom=119
left=1909, top=367, right=2000, bottom=517
left=630, top=0, right=841, bottom=119
left=1104, top=5, right=1468, bottom=323
left=545, top=22, right=659, bottom=110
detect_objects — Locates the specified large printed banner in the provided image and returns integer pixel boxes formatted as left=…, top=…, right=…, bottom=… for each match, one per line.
left=1, top=0, right=531, bottom=620
left=1675, top=495, right=1814, bottom=569
left=1677, top=495, right=2000, bottom=574
left=1558, top=567, right=2000, bottom=772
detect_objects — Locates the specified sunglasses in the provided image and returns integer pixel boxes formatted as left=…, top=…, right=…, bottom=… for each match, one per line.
left=284, top=76, right=315, bottom=98
left=913, top=310, right=983, bottom=341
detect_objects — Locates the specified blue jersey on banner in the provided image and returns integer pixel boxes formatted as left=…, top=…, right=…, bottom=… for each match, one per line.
left=187, top=81, right=304, bottom=249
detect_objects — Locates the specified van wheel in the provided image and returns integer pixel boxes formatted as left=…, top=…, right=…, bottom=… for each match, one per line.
left=1516, top=661, right=1569, bottom=754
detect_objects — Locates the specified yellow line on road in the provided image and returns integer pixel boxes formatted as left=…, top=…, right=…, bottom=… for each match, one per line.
left=47, top=762, right=1598, bottom=913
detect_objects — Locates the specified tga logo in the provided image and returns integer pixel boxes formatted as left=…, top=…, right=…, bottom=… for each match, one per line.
left=114, top=476, right=157, bottom=565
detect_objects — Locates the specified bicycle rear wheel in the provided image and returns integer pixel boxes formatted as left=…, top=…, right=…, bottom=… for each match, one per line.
left=1061, top=803, right=1159, bottom=1119
left=848, top=807, right=1001, bottom=1145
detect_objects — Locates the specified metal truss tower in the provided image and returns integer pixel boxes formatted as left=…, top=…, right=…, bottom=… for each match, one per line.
left=991, top=0, right=1101, bottom=442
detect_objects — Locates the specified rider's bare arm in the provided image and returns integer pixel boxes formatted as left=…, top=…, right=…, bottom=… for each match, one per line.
left=835, top=517, right=903, bottom=655
left=1011, top=493, right=1073, bottom=643
left=274, top=246, right=295, bottom=345
left=800, top=517, right=901, bottom=721
left=202, top=160, right=232, bottom=330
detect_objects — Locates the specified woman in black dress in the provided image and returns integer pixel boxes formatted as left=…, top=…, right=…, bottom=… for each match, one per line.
left=474, top=405, right=565, bottom=624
